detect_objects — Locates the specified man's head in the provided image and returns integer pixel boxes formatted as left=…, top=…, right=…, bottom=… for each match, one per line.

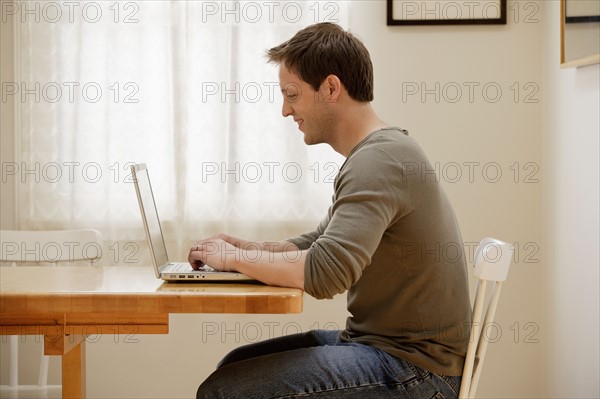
left=267, top=22, right=374, bottom=103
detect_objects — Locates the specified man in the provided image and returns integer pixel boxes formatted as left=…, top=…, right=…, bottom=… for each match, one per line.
left=190, top=22, right=471, bottom=398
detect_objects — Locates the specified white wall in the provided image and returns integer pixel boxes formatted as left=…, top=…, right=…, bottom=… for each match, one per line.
left=542, top=1, right=600, bottom=398
left=1, top=1, right=598, bottom=398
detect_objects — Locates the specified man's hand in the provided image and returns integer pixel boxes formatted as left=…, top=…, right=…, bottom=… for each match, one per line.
left=188, top=233, right=306, bottom=290
left=188, top=237, right=238, bottom=272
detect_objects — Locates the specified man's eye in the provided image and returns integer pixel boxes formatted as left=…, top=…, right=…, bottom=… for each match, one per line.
left=286, top=94, right=298, bottom=101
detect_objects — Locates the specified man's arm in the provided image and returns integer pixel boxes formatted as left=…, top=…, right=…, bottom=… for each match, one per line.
left=302, top=146, right=410, bottom=299
left=188, top=236, right=306, bottom=290
left=211, top=233, right=299, bottom=253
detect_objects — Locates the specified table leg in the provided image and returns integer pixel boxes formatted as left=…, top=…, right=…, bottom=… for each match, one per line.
left=62, top=340, right=86, bottom=399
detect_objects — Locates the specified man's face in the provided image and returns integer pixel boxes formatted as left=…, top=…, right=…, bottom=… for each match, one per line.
left=278, top=65, right=334, bottom=146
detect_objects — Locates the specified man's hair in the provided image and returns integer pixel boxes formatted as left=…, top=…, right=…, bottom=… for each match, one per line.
left=267, top=23, right=374, bottom=102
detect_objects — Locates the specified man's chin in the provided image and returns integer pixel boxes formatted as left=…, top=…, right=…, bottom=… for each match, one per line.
left=302, top=131, right=324, bottom=146
left=303, top=134, right=315, bottom=145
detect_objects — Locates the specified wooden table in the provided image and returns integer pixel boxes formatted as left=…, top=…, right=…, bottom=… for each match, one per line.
left=0, top=266, right=303, bottom=398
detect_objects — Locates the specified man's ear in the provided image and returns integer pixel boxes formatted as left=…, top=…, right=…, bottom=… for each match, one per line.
left=322, top=74, right=342, bottom=103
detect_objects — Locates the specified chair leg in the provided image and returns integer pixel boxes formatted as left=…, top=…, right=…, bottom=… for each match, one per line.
left=7, top=336, right=52, bottom=388
left=38, top=353, right=50, bottom=386
left=9, top=335, right=18, bottom=386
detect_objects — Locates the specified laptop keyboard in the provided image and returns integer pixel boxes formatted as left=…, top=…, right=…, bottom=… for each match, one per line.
left=167, top=263, right=216, bottom=272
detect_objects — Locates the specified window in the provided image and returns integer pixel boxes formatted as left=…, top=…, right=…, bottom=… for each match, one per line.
left=8, top=1, right=348, bottom=262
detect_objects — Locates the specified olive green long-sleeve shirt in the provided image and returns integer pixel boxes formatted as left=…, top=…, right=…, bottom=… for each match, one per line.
left=288, top=127, right=471, bottom=377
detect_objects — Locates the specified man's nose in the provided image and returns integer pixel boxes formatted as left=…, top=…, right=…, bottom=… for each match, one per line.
left=282, top=101, right=293, bottom=118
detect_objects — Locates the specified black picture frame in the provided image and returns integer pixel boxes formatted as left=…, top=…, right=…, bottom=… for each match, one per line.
left=565, top=0, right=600, bottom=23
left=387, top=0, right=507, bottom=26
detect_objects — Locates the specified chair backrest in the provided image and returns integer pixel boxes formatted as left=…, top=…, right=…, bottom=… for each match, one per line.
left=459, top=237, right=513, bottom=399
left=0, top=229, right=103, bottom=265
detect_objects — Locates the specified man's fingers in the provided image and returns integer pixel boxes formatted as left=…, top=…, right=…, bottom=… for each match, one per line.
left=188, top=245, right=205, bottom=270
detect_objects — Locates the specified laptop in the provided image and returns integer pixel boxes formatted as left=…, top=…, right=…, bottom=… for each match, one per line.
left=131, top=163, right=253, bottom=282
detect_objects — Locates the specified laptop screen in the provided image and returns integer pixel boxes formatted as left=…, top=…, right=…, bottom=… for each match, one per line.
left=132, top=164, right=169, bottom=271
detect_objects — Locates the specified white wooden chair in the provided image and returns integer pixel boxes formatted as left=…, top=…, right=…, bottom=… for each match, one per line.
left=0, top=229, right=103, bottom=396
left=459, top=237, right=513, bottom=399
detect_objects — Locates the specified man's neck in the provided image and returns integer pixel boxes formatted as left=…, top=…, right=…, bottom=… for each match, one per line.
left=330, top=103, right=388, bottom=157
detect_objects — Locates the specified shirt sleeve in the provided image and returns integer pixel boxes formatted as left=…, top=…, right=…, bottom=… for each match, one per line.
left=304, top=147, right=411, bottom=299
left=286, top=212, right=331, bottom=250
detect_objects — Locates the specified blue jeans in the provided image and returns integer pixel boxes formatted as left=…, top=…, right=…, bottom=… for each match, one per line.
left=197, top=330, right=461, bottom=398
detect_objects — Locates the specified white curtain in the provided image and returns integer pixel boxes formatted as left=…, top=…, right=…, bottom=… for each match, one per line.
left=13, top=1, right=348, bottom=264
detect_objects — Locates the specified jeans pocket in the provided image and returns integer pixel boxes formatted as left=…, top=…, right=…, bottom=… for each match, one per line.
left=429, top=392, right=446, bottom=399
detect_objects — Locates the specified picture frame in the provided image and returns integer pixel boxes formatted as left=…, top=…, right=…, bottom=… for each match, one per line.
left=560, top=0, right=600, bottom=67
left=387, top=0, right=507, bottom=26
left=565, top=0, right=600, bottom=23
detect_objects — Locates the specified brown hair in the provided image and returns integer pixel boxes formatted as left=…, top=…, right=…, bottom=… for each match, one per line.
left=267, top=23, right=374, bottom=102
